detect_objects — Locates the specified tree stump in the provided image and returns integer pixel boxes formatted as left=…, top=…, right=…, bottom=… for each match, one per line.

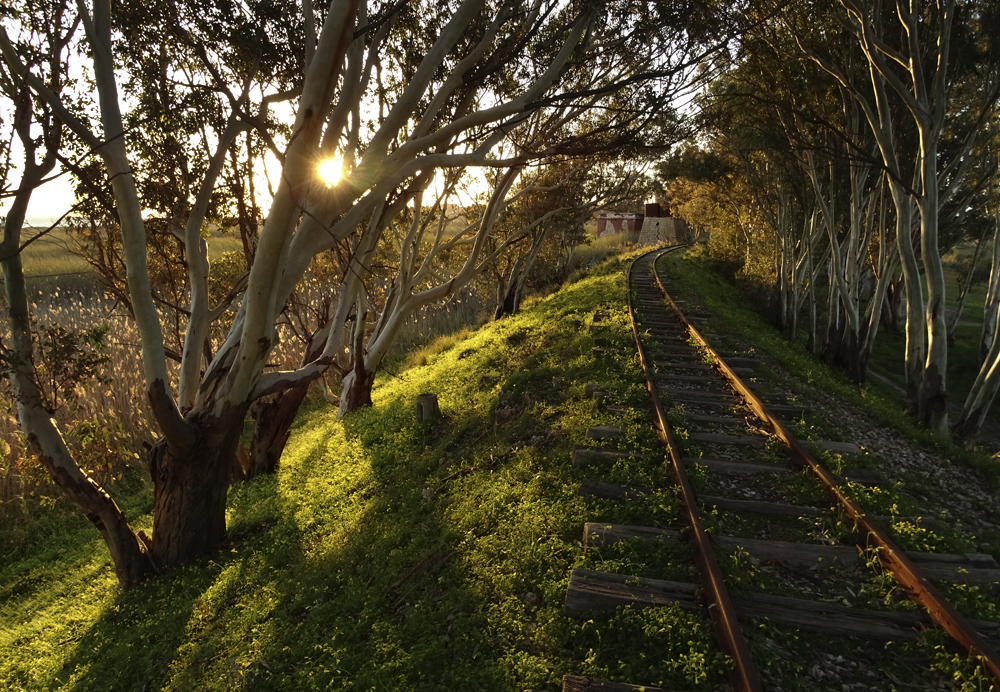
left=415, top=393, right=440, bottom=423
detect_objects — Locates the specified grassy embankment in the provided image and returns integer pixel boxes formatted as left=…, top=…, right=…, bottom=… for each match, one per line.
left=5, top=238, right=998, bottom=691
left=1, top=248, right=729, bottom=691
left=662, top=246, right=1000, bottom=550
left=0, top=226, right=635, bottom=514
left=666, top=243, right=1000, bottom=453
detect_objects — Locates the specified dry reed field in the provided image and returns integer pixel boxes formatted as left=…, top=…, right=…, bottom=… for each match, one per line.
left=0, top=289, right=156, bottom=514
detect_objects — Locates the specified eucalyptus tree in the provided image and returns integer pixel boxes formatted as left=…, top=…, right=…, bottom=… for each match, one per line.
left=657, top=145, right=760, bottom=266
left=0, top=0, right=746, bottom=585
left=0, top=0, right=82, bottom=478
left=954, top=205, right=999, bottom=441
left=327, top=48, right=707, bottom=415
left=787, top=0, right=1000, bottom=432
left=245, top=0, right=737, bottom=441
left=704, top=13, right=914, bottom=383
left=954, top=139, right=1000, bottom=445
left=697, top=64, right=827, bottom=336
left=490, top=159, right=646, bottom=321
left=329, top=165, right=545, bottom=414
left=979, top=197, right=1000, bottom=365
left=776, top=80, right=898, bottom=383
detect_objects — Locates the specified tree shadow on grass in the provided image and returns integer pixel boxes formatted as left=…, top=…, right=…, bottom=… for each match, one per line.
left=43, top=396, right=504, bottom=692
left=35, top=276, right=639, bottom=691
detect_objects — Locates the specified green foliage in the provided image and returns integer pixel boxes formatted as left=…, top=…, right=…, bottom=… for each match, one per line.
left=887, top=516, right=972, bottom=555
left=569, top=605, right=730, bottom=688
left=723, top=545, right=762, bottom=591
left=206, top=250, right=248, bottom=306
left=858, top=546, right=917, bottom=611
left=1, top=249, right=723, bottom=691
left=921, top=629, right=998, bottom=692
left=580, top=537, right=695, bottom=583
left=8, top=321, right=112, bottom=413
left=64, top=413, right=141, bottom=487
left=936, top=583, right=1000, bottom=623
left=0, top=318, right=118, bottom=518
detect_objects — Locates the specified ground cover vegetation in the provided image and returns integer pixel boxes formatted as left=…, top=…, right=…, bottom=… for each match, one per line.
left=0, top=0, right=751, bottom=585
left=658, top=249, right=1000, bottom=690
left=0, top=253, right=735, bottom=691
left=657, top=0, right=1000, bottom=447
left=4, top=0, right=1000, bottom=686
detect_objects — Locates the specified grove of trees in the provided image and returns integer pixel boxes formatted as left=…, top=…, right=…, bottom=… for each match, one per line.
left=660, top=0, right=1000, bottom=447
left=0, top=0, right=747, bottom=585
left=11, top=0, right=995, bottom=591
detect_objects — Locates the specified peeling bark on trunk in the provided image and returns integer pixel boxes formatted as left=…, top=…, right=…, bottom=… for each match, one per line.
left=883, top=276, right=903, bottom=334
left=247, top=383, right=310, bottom=479
left=845, top=330, right=863, bottom=386
left=146, top=404, right=246, bottom=569
left=339, top=365, right=375, bottom=414
left=919, top=361, right=949, bottom=435
left=494, top=252, right=531, bottom=320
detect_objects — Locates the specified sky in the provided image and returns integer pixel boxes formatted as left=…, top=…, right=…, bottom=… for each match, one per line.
left=3, top=142, right=499, bottom=227
left=4, top=170, right=76, bottom=223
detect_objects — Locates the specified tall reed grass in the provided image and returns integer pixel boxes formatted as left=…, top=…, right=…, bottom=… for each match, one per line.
left=0, top=288, right=154, bottom=517
left=565, top=230, right=641, bottom=278
left=0, top=281, right=487, bottom=515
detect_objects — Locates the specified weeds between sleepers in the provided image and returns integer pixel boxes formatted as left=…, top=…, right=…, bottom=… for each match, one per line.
left=596, top=247, right=1000, bottom=688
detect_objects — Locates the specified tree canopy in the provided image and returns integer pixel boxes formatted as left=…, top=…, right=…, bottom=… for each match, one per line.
left=0, top=0, right=747, bottom=585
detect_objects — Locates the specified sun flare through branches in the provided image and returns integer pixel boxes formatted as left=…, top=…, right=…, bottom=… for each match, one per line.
left=318, top=157, right=342, bottom=187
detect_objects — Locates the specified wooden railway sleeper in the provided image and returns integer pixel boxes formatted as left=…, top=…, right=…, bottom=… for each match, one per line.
left=645, top=246, right=1000, bottom=684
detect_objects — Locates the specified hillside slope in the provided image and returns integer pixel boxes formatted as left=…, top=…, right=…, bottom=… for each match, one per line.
left=5, top=246, right=999, bottom=691
left=0, top=250, right=727, bottom=691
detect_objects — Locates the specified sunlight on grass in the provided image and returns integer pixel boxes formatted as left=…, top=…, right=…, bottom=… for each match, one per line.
left=1, top=247, right=731, bottom=691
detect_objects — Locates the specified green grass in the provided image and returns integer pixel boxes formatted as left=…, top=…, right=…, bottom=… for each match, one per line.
left=6, top=242, right=998, bottom=691
left=0, top=249, right=728, bottom=692
left=9, top=226, right=244, bottom=296
left=14, top=227, right=96, bottom=295
left=661, top=248, right=1000, bottom=479
left=866, top=273, right=987, bottom=424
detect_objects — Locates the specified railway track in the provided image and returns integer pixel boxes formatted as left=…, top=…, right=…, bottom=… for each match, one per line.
left=562, top=246, right=1000, bottom=691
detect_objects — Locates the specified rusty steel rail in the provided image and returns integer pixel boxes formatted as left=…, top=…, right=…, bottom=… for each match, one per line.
left=627, top=248, right=763, bottom=692
left=649, top=248, right=1000, bottom=683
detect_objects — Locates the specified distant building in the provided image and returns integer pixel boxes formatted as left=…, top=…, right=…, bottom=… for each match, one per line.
left=595, top=211, right=643, bottom=238
left=595, top=203, right=690, bottom=244
left=638, top=202, right=690, bottom=245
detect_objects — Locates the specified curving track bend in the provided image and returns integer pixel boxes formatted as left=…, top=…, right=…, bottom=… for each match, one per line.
left=562, top=247, right=1000, bottom=692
